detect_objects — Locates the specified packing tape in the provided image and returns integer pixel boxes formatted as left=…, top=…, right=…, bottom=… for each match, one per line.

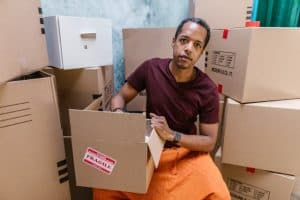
left=223, top=29, right=229, bottom=39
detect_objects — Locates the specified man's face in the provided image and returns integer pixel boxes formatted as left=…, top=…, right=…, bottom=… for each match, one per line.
left=172, top=21, right=207, bottom=69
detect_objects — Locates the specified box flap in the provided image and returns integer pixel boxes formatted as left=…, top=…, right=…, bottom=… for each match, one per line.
left=147, top=129, right=165, bottom=168
left=69, top=107, right=147, bottom=142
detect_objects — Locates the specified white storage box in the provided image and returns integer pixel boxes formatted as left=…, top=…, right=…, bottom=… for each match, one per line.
left=44, top=16, right=112, bottom=69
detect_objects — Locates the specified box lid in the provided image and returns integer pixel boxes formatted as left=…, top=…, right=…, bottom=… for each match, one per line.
left=146, top=129, right=164, bottom=168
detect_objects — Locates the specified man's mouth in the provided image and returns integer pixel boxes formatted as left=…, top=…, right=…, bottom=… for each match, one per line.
left=179, top=55, right=192, bottom=61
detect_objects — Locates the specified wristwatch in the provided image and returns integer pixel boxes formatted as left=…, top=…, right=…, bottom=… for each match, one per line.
left=173, top=131, right=181, bottom=144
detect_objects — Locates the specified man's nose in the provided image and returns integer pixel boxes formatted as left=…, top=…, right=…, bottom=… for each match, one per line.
left=184, top=42, right=193, bottom=55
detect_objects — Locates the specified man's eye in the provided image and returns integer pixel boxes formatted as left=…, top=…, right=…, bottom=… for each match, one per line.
left=194, top=43, right=202, bottom=49
left=179, top=38, right=188, bottom=43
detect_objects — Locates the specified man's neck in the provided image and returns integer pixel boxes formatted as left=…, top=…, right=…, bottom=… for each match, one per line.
left=169, top=61, right=196, bottom=83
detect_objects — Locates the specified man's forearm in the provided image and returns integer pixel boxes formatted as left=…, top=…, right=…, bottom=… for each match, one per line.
left=176, top=133, right=216, bottom=152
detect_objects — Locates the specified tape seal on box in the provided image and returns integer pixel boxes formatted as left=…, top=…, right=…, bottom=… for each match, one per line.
left=223, top=29, right=229, bottom=39
left=246, top=167, right=256, bottom=173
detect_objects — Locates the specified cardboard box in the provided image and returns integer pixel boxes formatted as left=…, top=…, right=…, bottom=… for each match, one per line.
left=44, top=16, right=112, bottom=69
left=292, top=178, right=300, bottom=200
left=189, top=0, right=253, bottom=29
left=123, top=28, right=206, bottom=111
left=206, top=28, right=300, bottom=103
left=0, top=71, right=70, bottom=200
left=215, top=148, right=300, bottom=200
left=0, top=0, right=48, bottom=84
left=222, top=98, right=300, bottom=175
left=222, top=164, right=297, bottom=200
left=123, top=28, right=174, bottom=112
left=69, top=99, right=164, bottom=193
left=212, top=96, right=226, bottom=155
left=64, top=138, right=93, bottom=200
left=44, top=66, right=113, bottom=136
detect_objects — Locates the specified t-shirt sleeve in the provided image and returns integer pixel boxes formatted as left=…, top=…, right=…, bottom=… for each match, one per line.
left=126, top=60, right=148, bottom=92
left=199, top=87, right=220, bottom=124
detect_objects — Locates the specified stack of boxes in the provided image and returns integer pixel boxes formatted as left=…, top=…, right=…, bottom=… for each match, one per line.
left=204, top=6, right=300, bottom=200
left=3, top=1, right=299, bottom=199
left=43, top=16, right=114, bottom=199
left=0, top=1, right=70, bottom=199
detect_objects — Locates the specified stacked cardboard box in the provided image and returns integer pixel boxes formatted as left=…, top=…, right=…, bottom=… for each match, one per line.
left=0, top=72, right=71, bottom=200
left=0, top=1, right=71, bottom=199
left=189, top=0, right=253, bottom=29
left=0, top=0, right=48, bottom=84
left=206, top=28, right=300, bottom=103
left=207, top=27, right=300, bottom=199
left=215, top=149, right=300, bottom=200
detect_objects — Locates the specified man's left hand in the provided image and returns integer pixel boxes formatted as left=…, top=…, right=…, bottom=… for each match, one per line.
left=150, top=113, right=174, bottom=141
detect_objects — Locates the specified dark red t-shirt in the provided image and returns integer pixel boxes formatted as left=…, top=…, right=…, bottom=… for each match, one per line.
left=127, top=58, right=219, bottom=135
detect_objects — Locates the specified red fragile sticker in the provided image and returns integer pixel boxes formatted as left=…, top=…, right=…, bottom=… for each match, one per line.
left=83, top=147, right=117, bottom=175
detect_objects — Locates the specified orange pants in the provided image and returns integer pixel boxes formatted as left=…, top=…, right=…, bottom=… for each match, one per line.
left=93, top=147, right=230, bottom=200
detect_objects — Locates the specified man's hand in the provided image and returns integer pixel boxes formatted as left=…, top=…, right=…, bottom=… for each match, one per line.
left=150, top=113, right=174, bottom=141
left=111, top=107, right=124, bottom=113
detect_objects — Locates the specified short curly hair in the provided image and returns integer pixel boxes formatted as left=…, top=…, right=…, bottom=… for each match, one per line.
left=174, top=17, right=211, bottom=49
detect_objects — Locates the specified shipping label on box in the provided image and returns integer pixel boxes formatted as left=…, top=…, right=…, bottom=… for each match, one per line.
left=228, top=178, right=270, bottom=200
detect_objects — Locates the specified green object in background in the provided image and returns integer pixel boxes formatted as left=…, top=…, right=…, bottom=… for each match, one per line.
left=256, top=0, right=300, bottom=27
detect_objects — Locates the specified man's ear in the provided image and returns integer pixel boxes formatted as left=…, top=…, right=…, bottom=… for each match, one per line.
left=171, top=37, right=175, bottom=47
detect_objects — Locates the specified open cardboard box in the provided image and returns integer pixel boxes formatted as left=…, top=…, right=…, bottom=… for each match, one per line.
left=69, top=98, right=165, bottom=193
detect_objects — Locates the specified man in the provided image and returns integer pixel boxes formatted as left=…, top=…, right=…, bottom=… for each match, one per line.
left=94, top=17, right=230, bottom=200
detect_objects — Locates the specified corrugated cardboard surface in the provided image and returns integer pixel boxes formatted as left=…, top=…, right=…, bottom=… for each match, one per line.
left=0, top=0, right=48, bottom=84
left=216, top=148, right=300, bottom=200
left=222, top=164, right=296, bottom=200
left=0, top=72, right=70, bottom=200
left=190, top=0, right=252, bottom=29
left=222, top=98, right=300, bottom=175
left=64, top=138, right=93, bottom=200
left=206, top=28, right=300, bottom=103
left=69, top=105, right=164, bottom=193
left=45, top=66, right=113, bottom=136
